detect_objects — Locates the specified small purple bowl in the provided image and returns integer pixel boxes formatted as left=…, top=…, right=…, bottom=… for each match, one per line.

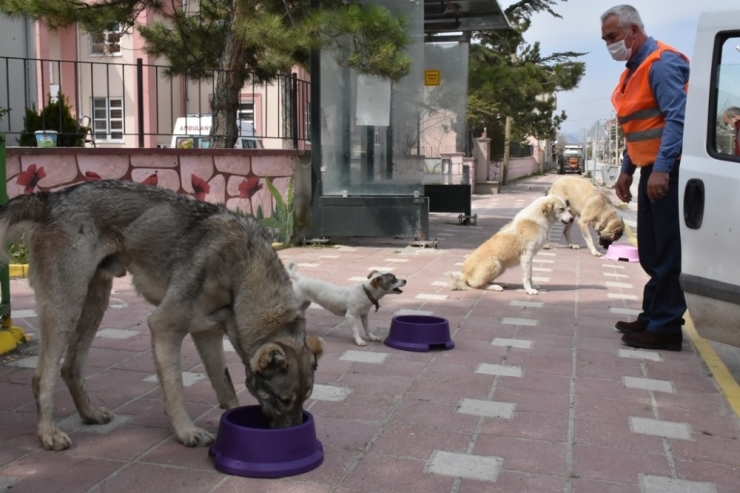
left=384, top=315, right=455, bottom=352
left=209, top=405, right=323, bottom=478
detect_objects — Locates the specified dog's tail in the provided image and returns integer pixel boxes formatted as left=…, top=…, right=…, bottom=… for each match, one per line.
left=286, top=260, right=301, bottom=281
left=0, top=193, right=49, bottom=265
left=447, top=271, right=471, bottom=291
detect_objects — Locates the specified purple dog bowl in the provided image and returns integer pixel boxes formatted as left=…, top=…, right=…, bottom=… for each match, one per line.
left=209, top=405, right=323, bottom=478
left=604, top=244, right=639, bottom=263
left=384, top=315, right=455, bottom=352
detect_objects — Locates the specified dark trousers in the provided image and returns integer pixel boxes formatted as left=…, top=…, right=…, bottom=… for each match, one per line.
left=636, top=165, right=686, bottom=335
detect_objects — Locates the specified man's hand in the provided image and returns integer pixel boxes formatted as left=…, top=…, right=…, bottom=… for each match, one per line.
left=615, top=172, right=633, bottom=203
left=647, top=170, right=670, bottom=202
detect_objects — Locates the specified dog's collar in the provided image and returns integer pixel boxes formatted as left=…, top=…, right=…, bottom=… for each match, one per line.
left=362, top=286, right=380, bottom=312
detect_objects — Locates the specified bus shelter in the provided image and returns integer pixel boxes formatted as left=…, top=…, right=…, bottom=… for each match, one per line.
left=309, top=0, right=510, bottom=240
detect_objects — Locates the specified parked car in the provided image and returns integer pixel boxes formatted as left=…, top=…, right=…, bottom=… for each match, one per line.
left=679, top=4, right=740, bottom=348
left=170, top=114, right=262, bottom=149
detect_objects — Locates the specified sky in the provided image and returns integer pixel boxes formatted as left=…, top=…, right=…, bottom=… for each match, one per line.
left=497, top=0, right=738, bottom=140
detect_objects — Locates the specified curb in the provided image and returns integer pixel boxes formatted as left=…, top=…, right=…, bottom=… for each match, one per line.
left=684, top=315, right=740, bottom=418
left=623, top=224, right=740, bottom=419
left=9, top=264, right=28, bottom=279
left=0, top=326, right=31, bottom=356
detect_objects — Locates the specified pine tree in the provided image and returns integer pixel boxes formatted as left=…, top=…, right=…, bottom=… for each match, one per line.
left=468, top=0, right=585, bottom=148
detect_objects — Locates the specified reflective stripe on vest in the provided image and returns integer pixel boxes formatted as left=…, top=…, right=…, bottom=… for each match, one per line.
left=625, top=127, right=664, bottom=142
left=617, top=107, right=663, bottom=125
left=611, top=41, right=688, bottom=166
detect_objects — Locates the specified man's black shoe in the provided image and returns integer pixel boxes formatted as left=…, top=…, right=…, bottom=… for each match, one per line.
left=621, top=331, right=682, bottom=351
left=615, top=319, right=648, bottom=334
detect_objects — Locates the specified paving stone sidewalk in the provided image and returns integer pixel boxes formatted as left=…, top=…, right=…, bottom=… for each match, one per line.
left=1, top=173, right=738, bottom=493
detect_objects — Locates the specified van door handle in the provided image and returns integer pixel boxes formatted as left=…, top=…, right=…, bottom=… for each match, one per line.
left=683, top=178, right=704, bottom=229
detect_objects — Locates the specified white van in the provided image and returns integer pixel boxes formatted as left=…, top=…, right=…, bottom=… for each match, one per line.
left=679, top=5, right=740, bottom=347
left=170, top=114, right=263, bottom=149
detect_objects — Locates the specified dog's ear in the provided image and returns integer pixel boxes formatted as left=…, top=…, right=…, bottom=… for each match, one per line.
left=370, top=276, right=381, bottom=289
left=306, top=336, right=324, bottom=360
left=541, top=200, right=554, bottom=216
left=367, top=270, right=379, bottom=279
left=250, top=343, right=288, bottom=374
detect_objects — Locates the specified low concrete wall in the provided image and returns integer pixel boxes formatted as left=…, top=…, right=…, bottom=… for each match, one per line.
left=486, top=156, right=538, bottom=184
left=505, top=156, right=538, bottom=182
left=5, top=147, right=312, bottom=240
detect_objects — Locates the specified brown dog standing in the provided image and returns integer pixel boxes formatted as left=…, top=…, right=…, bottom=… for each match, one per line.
left=0, top=180, right=323, bottom=450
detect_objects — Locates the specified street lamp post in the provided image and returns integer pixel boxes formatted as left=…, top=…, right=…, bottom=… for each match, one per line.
left=614, top=123, right=619, bottom=166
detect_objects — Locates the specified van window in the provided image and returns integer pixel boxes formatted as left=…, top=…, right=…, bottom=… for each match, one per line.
left=712, top=33, right=740, bottom=159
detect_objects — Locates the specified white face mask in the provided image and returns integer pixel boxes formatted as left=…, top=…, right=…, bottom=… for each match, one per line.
left=608, top=38, right=632, bottom=61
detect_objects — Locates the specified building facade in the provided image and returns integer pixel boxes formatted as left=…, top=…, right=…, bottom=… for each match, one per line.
left=21, top=2, right=309, bottom=150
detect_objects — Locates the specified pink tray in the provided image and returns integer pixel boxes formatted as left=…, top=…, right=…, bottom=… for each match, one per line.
left=604, top=244, right=639, bottom=262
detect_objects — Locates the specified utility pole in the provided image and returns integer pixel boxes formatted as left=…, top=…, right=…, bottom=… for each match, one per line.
left=592, top=121, right=598, bottom=184
left=614, top=123, right=619, bottom=165
left=502, top=115, right=512, bottom=185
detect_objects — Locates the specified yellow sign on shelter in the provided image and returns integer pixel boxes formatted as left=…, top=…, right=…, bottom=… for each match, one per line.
left=424, top=69, right=441, bottom=86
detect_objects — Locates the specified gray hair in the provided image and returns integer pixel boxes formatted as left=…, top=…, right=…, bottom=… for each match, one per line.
left=722, top=106, right=740, bottom=124
left=601, top=5, right=645, bottom=33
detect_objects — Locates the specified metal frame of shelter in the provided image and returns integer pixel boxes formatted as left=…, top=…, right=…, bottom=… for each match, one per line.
left=308, top=0, right=511, bottom=242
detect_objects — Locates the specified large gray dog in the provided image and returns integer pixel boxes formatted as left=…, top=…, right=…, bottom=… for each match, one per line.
left=0, top=180, right=324, bottom=451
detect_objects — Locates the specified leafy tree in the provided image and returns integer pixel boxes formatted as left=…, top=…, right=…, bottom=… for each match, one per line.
left=468, top=0, right=585, bottom=148
left=0, top=0, right=411, bottom=147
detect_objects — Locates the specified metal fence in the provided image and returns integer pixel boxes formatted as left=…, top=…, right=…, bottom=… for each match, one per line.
left=491, top=142, right=534, bottom=161
left=0, top=56, right=311, bottom=149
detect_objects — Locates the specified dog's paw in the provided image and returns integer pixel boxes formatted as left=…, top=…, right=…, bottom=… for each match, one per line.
left=177, top=427, right=215, bottom=447
left=526, top=288, right=540, bottom=295
left=82, top=407, right=114, bottom=425
left=542, top=243, right=551, bottom=250
left=591, top=251, right=604, bottom=257
left=368, top=334, right=381, bottom=342
left=39, top=428, right=72, bottom=451
left=568, top=244, right=581, bottom=250
left=354, top=339, right=368, bottom=346
left=486, top=284, right=504, bottom=292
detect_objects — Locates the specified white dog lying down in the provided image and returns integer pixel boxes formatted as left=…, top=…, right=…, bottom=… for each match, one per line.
left=449, top=194, right=573, bottom=294
left=287, top=261, right=407, bottom=346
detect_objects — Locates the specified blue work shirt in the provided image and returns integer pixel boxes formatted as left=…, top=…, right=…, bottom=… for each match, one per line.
left=619, top=37, right=690, bottom=175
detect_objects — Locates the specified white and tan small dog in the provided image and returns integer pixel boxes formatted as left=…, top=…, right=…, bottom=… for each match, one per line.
left=449, top=194, right=573, bottom=294
left=287, top=261, right=407, bottom=346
